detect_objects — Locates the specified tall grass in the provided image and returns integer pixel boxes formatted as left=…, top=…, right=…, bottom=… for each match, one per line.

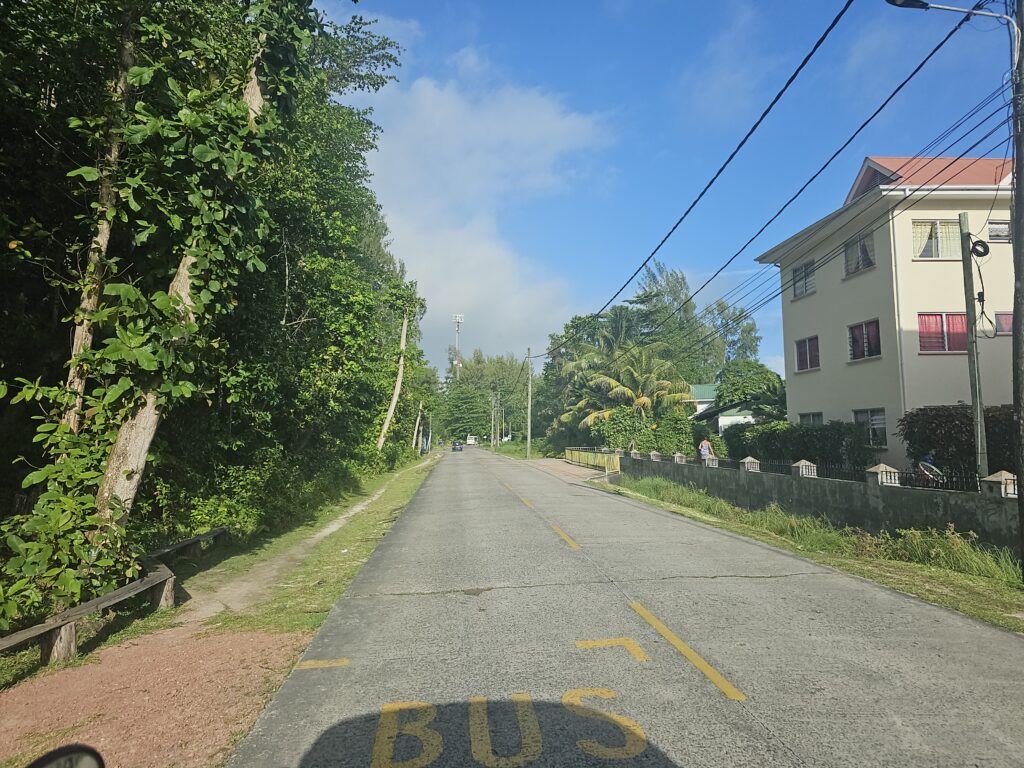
left=619, top=476, right=1024, bottom=587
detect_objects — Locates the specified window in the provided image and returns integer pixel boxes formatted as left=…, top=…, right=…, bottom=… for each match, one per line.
left=996, top=312, right=1012, bottom=336
left=799, top=412, right=823, bottom=427
left=854, top=408, right=887, bottom=447
left=844, top=236, right=875, bottom=276
left=918, top=312, right=967, bottom=352
left=912, top=219, right=960, bottom=259
left=795, top=336, right=820, bottom=371
left=792, top=260, right=816, bottom=298
left=848, top=319, right=881, bottom=360
left=988, top=221, right=1011, bottom=242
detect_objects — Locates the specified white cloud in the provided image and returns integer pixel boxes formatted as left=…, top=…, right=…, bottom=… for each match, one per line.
left=364, top=63, right=609, bottom=369
left=449, top=46, right=491, bottom=82
left=677, top=2, right=781, bottom=126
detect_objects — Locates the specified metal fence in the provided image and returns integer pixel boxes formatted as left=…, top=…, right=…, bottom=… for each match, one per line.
left=879, top=468, right=981, bottom=493
left=759, top=460, right=793, bottom=476
left=816, top=463, right=868, bottom=483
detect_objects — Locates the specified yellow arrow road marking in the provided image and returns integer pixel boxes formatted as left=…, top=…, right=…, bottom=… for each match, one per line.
left=630, top=602, right=746, bottom=701
left=576, top=637, right=650, bottom=662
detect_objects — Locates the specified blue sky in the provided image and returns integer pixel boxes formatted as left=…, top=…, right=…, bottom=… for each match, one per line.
left=320, top=0, right=1012, bottom=376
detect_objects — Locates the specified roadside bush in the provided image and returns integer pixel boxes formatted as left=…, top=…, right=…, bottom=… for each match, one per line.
left=897, top=404, right=1013, bottom=472
left=722, top=419, right=873, bottom=467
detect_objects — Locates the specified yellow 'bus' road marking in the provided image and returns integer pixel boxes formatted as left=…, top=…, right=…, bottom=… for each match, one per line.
left=294, top=658, right=351, bottom=669
left=551, top=524, right=580, bottom=550
left=576, top=637, right=650, bottom=662
left=630, top=602, right=746, bottom=701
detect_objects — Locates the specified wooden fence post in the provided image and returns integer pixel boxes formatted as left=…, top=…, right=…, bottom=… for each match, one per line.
left=40, top=623, right=77, bottom=664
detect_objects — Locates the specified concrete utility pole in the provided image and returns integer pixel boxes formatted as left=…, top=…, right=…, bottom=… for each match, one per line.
left=959, top=213, right=989, bottom=477
left=452, top=314, right=464, bottom=379
left=884, top=0, right=1024, bottom=563
left=526, top=348, right=533, bottom=460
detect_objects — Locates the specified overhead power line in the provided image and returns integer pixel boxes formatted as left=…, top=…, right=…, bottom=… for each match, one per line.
left=659, top=85, right=1011, bottom=356
left=533, top=0, right=857, bottom=359
left=672, top=129, right=1013, bottom=365
left=616, top=3, right=992, bottom=359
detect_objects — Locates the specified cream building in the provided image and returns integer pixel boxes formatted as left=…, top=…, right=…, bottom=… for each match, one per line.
left=756, top=156, right=1014, bottom=468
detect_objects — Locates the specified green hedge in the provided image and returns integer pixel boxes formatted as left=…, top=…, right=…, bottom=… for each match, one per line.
left=722, top=420, right=874, bottom=467
left=590, top=405, right=705, bottom=455
left=897, top=405, right=1014, bottom=472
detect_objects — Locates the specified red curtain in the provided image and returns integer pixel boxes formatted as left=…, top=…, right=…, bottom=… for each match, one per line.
left=849, top=324, right=865, bottom=359
left=918, top=313, right=945, bottom=352
left=796, top=339, right=808, bottom=370
left=866, top=320, right=881, bottom=357
left=946, top=313, right=967, bottom=351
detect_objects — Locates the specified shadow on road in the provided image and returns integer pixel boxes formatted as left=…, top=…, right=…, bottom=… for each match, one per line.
left=297, top=698, right=681, bottom=767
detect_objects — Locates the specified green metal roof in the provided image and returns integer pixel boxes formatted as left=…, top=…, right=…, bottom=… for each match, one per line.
left=689, top=383, right=718, bottom=402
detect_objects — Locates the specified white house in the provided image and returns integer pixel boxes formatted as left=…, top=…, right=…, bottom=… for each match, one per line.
left=755, top=156, right=1013, bottom=467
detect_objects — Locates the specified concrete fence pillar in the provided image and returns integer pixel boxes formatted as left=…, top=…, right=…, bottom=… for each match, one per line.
left=650, top=451, right=662, bottom=462
left=673, top=452, right=686, bottom=464
left=630, top=450, right=642, bottom=460
left=614, top=449, right=625, bottom=457
left=866, top=463, right=900, bottom=486
left=740, top=456, right=760, bottom=472
left=703, top=456, right=718, bottom=468
left=981, top=470, right=1017, bottom=498
left=792, top=459, right=816, bottom=478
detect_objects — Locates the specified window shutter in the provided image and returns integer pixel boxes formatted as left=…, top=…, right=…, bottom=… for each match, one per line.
left=918, top=313, right=945, bottom=351
left=913, top=221, right=935, bottom=258
left=946, top=313, right=967, bottom=351
left=844, top=242, right=858, bottom=275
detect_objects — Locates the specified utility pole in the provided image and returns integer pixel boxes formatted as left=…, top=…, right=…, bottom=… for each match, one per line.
left=959, top=213, right=989, bottom=477
left=1014, top=0, right=1024, bottom=558
left=884, top=0, right=1024, bottom=559
left=526, top=348, right=533, bottom=460
left=452, top=314, right=464, bottom=379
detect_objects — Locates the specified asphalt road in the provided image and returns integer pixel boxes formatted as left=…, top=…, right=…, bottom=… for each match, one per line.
left=230, top=447, right=1024, bottom=768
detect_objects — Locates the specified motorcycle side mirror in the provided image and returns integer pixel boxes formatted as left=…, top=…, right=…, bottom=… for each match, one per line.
left=26, top=745, right=104, bottom=768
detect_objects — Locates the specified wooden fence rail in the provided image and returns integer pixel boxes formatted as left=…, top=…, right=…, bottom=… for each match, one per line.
left=0, top=527, right=226, bottom=664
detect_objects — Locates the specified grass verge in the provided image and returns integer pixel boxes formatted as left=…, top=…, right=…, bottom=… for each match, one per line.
left=593, top=476, right=1024, bottom=633
left=209, top=456, right=435, bottom=633
left=482, top=440, right=553, bottom=459
left=0, top=454, right=437, bottom=690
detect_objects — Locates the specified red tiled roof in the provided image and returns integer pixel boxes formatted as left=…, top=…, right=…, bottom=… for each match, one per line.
left=868, top=155, right=1011, bottom=186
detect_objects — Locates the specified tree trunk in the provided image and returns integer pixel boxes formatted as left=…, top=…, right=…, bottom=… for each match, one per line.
left=94, top=22, right=270, bottom=517
left=411, top=401, right=423, bottom=450
left=61, top=11, right=136, bottom=433
left=95, top=256, right=195, bottom=517
left=376, top=313, right=408, bottom=451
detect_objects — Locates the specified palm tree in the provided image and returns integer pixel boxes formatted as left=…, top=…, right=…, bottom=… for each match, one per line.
left=571, top=346, right=692, bottom=428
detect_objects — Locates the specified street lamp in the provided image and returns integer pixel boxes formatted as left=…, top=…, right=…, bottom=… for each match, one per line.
left=883, top=1, right=1019, bottom=67
left=886, top=0, right=1024, bottom=558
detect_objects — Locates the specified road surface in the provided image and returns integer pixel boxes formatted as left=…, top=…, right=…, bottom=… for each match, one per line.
left=230, top=447, right=1024, bottom=767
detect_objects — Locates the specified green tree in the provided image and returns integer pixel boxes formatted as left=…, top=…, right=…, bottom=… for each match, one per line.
left=715, top=359, right=785, bottom=420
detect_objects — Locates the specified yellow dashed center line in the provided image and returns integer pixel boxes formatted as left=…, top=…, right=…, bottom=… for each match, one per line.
left=519, top=496, right=534, bottom=509
left=551, top=524, right=580, bottom=550
left=630, top=602, right=746, bottom=701
left=294, top=658, right=351, bottom=670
